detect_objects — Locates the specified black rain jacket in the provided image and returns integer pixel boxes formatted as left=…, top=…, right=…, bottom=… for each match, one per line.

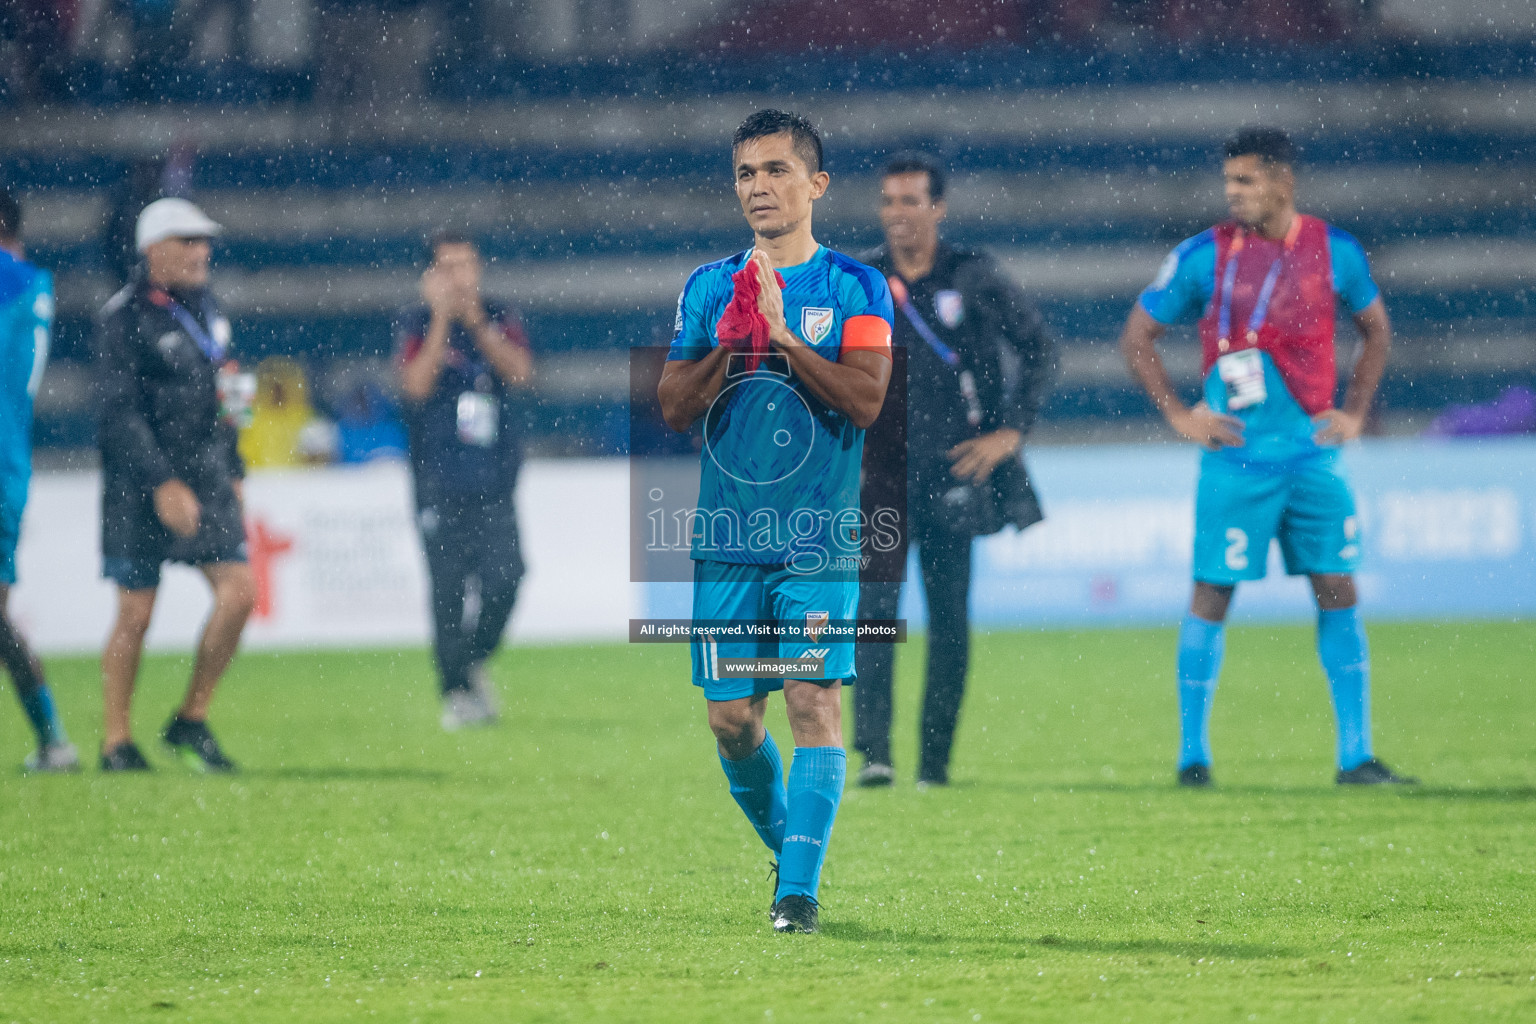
left=859, top=241, right=1057, bottom=537
left=94, top=273, right=245, bottom=563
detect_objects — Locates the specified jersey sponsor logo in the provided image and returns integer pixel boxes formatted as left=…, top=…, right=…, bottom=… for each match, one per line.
left=934, top=289, right=964, bottom=328
left=800, top=307, right=834, bottom=346
left=804, top=648, right=830, bottom=660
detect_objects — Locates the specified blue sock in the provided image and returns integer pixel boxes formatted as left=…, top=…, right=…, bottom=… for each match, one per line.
left=1318, top=606, right=1373, bottom=771
left=1177, top=614, right=1225, bottom=769
left=776, top=746, right=846, bottom=903
left=719, top=733, right=787, bottom=855
left=15, top=682, right=64, bottom=747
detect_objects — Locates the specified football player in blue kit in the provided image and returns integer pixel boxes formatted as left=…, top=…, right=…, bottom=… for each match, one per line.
left=0, top=189, right=77, bottom=772
left=658, top=110, right=894, bottom=933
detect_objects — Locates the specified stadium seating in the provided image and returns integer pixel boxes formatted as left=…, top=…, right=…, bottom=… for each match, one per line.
left=5, top=42, right=1531, bottom=453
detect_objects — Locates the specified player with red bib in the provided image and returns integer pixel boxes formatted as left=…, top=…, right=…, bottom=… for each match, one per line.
left=1120, top=127, right=1417, bottom=788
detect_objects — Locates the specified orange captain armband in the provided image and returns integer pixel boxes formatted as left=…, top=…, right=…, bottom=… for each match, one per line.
left=840, top=314, right=892, bottom=359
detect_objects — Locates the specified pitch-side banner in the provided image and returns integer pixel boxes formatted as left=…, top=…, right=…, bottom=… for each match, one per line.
left=644, top=436, right=1536, bottom=628
left=962, top=436, right=1536, bottom=626
left=14, top=439, right=1536, bottom=652
left=12, top=459, right=635, bottom=653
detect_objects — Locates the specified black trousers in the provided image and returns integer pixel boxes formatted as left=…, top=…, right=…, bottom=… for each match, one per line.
left=417, top=493, right=525, bottom=695
left=854, top=515, right=974, bottom=778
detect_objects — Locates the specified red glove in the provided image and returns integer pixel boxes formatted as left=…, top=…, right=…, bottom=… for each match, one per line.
left=715, top=261, right=785, bottom=373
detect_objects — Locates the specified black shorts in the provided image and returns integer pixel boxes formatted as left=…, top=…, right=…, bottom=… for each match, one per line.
left=101, top=480, right=247, bottom=590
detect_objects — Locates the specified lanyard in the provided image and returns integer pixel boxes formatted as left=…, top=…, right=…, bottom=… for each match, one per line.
left=889, top=275, right=960, bottom=367
left=1216, top=217, right=1301, bottom=351
left=154, top=289, right=225, bottom=362
left=887, top=274, right=983, bottom=427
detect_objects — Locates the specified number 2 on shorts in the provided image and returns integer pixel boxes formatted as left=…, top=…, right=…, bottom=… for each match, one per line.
left=1225, top=527, right=1249, bottom=571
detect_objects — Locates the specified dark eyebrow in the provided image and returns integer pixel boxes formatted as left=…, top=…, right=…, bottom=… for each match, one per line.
left=737, top=158, right=794, bottom=174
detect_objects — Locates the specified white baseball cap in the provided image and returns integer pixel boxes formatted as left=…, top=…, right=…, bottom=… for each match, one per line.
left=135, top=197, right=222, bottom=252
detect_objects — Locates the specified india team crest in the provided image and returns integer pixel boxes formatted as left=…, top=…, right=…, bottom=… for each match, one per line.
left=800, top=306, right=835, bottom=345
left=805, top=610, right=830, bottom=642
left=934, top=289, right=964, bottom=328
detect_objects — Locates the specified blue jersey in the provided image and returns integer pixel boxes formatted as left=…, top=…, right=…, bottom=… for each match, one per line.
left=0, top=249, right=51, bottom=522
left=669, top=246, right=893, bottom=574
left=1139, top=225, right=1378, bottom=328
left=1139, top=221, right=1379, bottom=465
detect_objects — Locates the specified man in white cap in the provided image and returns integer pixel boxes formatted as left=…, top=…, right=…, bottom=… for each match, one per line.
left=93, top=197, right=256, bottom=772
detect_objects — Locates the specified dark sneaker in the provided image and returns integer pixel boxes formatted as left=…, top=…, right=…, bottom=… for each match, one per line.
left=916, top=765, right=949, bottom=789
left=1178, top=763, right=1213, bottom=788
left=770, top=894, right=819, bottom=934
left=163, top=717, right=237, bottom=773
left=100, top=741, right=151, bottom=772
left=856, top=762, right=894, bottom=788
left=1337, top=758, right=1418, bottom=786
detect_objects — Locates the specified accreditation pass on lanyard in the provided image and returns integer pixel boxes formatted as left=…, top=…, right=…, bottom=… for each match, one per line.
left=1216, top=348, right=1266, bottom=410
left=1213, top=219, right=1300, bottom=412
left=456, top=391, right=499, bottom=447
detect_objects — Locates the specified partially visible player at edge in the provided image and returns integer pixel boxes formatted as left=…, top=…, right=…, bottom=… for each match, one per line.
left=658, top=110, right=894, bottom=933
left=1119, top=127, right=1417, bottom=788
left=0, top=188, right=78, bottom=772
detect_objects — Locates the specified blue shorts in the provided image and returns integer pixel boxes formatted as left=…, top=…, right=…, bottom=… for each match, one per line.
left=1193, top=450, right=1361, bottom=585
left=690, top=559, right=857, bottom=701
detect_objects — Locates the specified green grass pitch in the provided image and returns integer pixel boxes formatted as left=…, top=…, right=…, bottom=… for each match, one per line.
left=2, top=622, right=1534, bottom=1022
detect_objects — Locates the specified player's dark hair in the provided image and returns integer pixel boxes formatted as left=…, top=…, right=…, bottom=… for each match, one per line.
left=0, top=188, right=21, bottom=242
left=428, top=228, right=476, bottom=262
left=882, top=152, right=946, bottom=201
left=1224, top=127, right=1295, bottom=168
left=733, top=109, right=823, bottom=176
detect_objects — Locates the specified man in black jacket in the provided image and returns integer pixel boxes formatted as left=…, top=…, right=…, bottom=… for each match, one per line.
left=396, top=231, right=533, bottom=731
left=95, top=198, right=256, bottom=773
left=856, top=154, right=1055, bottom=787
